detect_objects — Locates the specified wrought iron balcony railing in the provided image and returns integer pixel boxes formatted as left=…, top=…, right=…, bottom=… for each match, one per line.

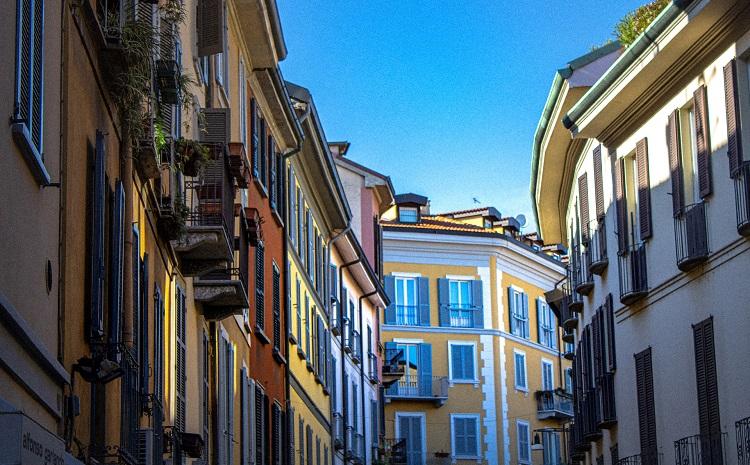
left=735, top=161, right=750, bottom=236
left=333, top=412, right=344, bottom=450
left=446, top=304, right=481, bottom=328
left=385, top=375, right=449, bottom=405
left=368, top=352, right=379, bottom=384
left=535, top=389, right=573, bottom=420
left=674, top=202, right=709, bottom=271
left=617, top=452, right=663, bottom=465
left=381, top=438, right=408, bottom=465
left=674, top=433, right=726, bottom=465
left=596, top=373, right=617, bottom=428
left=736, top=416, right=750, bottom=465
left=587, top=219, right=609, bottom=275
left=395, top=305, right=420, bottom=325
left=571, top=241, right=594, bottom=296
left=618, top=241, right=648, bottom=305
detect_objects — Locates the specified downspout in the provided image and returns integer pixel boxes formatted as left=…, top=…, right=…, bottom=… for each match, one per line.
left=338, top=254, right=359, bottom=462
left=358, top=289, right=378, bottom=465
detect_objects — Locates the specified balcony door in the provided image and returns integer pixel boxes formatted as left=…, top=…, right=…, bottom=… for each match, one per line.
left=449, top=279, right=471, bottom=327
left=397, top=413, right=425, bottom=465
left=398, top=343, right=420, bottom=396
left=395, top=277, right=418, bottom=325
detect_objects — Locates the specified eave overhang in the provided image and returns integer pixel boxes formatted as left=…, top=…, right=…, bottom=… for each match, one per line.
left=253, top=66, right=303, bottom=149
left=235, top=0, right=288, bottom=68
left=334, top=231, right=390, bottom=308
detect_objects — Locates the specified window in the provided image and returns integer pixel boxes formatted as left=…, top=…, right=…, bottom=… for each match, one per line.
left=239, top=59, right=246, bottom=147
left=398, top=206, right=419, bottom=223
left=679, top=104, right=701, bottom=204
left=565, top=367, right=573, bottom=394
left=305, top=293, right=311, bottom=356
left=272, top=264, right=281, bottom=353
left=542, top=431, right=561, bottom=465
left=255, top=242, right=265, bottom=333
left=623, top=154, right=641, bottom=241
left=517, top=421, right=531, bottom=464
left=12, top=0, right=46, bottom=180
left=255, top=384, right=266, bottom=465
left=449, top=279, right=472, bottom=326
left=202, top=330, right=209, bottom=443
left=215, top=1, right=228, bottom=90
left=514, top=351, right=527, bottom=391
left=449, top=342, right=476, bottom=382
left=451, top=415, right=480, bottom=458
left=394, top=277, right=418, bottom=325
left=295, top=275, right=302, bottom=346
left=509, top=288, right=529, bottom=338
left=260, top=119, right=267, bottom=187
left=537, top=299, right=556, bottom=349
left=541, top=359, right=554, bottom=391
left=175, top=286, right=187, bottom=430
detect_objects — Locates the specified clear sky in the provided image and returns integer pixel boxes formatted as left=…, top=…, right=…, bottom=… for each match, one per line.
left=276, top=1, right=645, bottom=231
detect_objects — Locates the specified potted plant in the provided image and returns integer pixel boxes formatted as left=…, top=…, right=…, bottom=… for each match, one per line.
left=160, top=194, right=189, bottom=241
left=156, top=59, right=180, bottom=104
left=174, top=137, right=210, bottom=176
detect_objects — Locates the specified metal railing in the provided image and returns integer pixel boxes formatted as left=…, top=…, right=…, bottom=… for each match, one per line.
left=333, top=412, right=344, bottom=450
left=618, top=241, right=648, bottom=304
left=447, top=305, right=479, bottom=328
left=353, top=432, right=365, bottom=463
left=560, top=294, right=579, bottom=331
left=596, top=373, right=617, bottom=428
left=735, top=161, right=750, bottom=236
left=587, top=219, right=609, bottom=274
left=736, top=417, right=750, bottom=465
left=120, top=347, right=141, bottom=464
left=395, top=305, right=420, bottom=325
left=197, top=267, right=247, bottom=291
left=674, top=202, right=709, bottom=271
left=368, top=353, right=379, bottom=383
left=617, top=452, right=663, bottom=465
left=581, top=389, right=601, bottom=440
left=571, top=241, right=594, bottom=295
left=536, top=390, right=573, bottom=417
left=385, top=375, right=449, bottom=399
left=348, top=329, right=361, bottom=362
left=382, top=438, right=408, bottom=465
left=674, top=433, right=726, bottom=465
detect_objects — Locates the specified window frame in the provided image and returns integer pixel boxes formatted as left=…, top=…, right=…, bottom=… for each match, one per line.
left=541, top=358, right=554, bottom=391
left=517, top=420, right=531, bottom=465
left=514, top=349, right=527, bottom=391
left=538, top=299, right=556, bottom=349
left=450, top=414, right=481, bottom=460
left=510, top=287, right=529, bottom=339
left=448, top=341, right=478, bottom=384
left=394, top=276, right=418, bottom=325
left=398, top=206, right=419, bottom=223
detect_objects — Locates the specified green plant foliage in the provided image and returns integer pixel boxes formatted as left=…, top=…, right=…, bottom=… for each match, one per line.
left=614, top=0, right=670, bottom=47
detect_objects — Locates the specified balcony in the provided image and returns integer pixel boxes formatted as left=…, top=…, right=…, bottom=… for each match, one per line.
left=385, top=376, right=449, bottom=406
left=381, top=438, right=407, bottom=465
left=333, top=412, right=344, bottom=450
left=563, top=345, right=575, bottom=361
left=616, top=452, right=663, bottom=465
left=581, top=389, right=602, bottom=441
left=171, top=154, right=235, bottom=276
left=562, top=327, right=575, bottom=344
left=571, top=242, right=594, bottom=296
left=227, top=142, right=250, bottom=188
left=569, top=422, right=587, bottom=459
left=674, top=433, right=726, bottom=465
left=559, top=294, right=579, bottom=331
left=156, top=161, right=186, bottom=242
left=194, top=268, right=249, bottom=320
left=596, top=373, right=617, bottom=429
left=735, top=161, right=750, bottom=236
left=331, top=306, right=343, bottom=336
left=736, top=417, right=750, bottom=465
left=381, top=348, right=404, bottom=387
left=395, top=305, right=421, bottom=325
left=345, top=427, right=364, bottom=463
left=587, top=219, right=609, bottom=275
left=618, top=242, right=648, bottom=305
left=368, top=353, right=379, bottom=384
left=535, top=389, right=573, bottom=420
left=445, top=305, right=481, bottom=328
left=675, top=202, right=709, bottom=271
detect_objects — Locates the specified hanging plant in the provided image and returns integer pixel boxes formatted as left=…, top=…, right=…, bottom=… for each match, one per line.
left=174, top=138, right=210, bottom=177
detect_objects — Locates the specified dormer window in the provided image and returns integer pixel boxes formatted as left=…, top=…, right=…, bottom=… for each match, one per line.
left=399, top=206, right=419, bottom=223
left=484, top=219, right=492, bottom=229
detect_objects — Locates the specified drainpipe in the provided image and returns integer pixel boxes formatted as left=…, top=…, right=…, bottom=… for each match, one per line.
left=338, top=254, right=360, bottom=462
left=359, top=289, right=378, bottom=465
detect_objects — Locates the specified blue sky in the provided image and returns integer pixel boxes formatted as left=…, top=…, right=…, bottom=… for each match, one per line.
left=277, top=1, right=645, bottom=231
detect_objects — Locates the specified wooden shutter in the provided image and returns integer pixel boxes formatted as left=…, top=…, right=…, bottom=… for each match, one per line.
left=437, top=278, right=450, bottom=327
left=197, top=0, right=224, bottom=57
left=227, top=345, right=235, bottom=465
left=668, top=110, right=685, bottom=217
left=724, top=59, right=744, bottom=177
left=272, top=266, right=281, bottom=350
left=613, top=157, right=628, bottom=253
left=693, top=318, right=722, bottom=445
left=605, top=294, right=616, bottom=372
left=592, top=309, right=603, bottom=379
left=89, top=131, right=106, bottom=341
left=635, top=348, right=657, bottom=465
left=241, top=369, right=249, bottom=465
left=271, top=404, right=281, bottom=465
left=139, top=253, right=150, bottom=397
left=108, top=181, right=125, bottom=349
left=255, top=385, right=264, bottom=465
left=636, top=138, right=652, bottom=240
left=694, top=86, right=712, bottom=198
left=418, top=343, right=432, bottom=396
left=251, top=99, right=259, bottom=177
left=536, top=298, right=544, bottom=345
left=593, top=145, right=605, bottom=219
left=417, top=277, right=430, bottom=326
left=471, top=280, right=483, bottom=328
left=288, top=407, right=295, bottom=465
left=522, top=292, right=529, bottom=338
left=270, top=142, right=277, bottom=210
left=508, top=287, right=516, bottom=334
left=255, top=242, right=265, bottom=330
left=247, top=378, right=256, bottom=465
left=200, top=108, right=231, bottom=145
left=578, top=173, right=591, bottom=241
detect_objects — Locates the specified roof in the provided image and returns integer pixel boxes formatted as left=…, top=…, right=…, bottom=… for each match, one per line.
left=440, top=206, right=502, bottom=221
left=394, top=193, right=429, bottom=206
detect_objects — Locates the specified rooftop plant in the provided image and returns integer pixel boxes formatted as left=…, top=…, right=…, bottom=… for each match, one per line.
left=614, top=0, right=670, bottom=47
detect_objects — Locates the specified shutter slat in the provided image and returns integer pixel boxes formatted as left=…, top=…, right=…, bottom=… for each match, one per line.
left=724, top=59, right=743, bottom=177
left=417, top=277, right=430, bottom=326
left=593, top=145, right=605, bottom=219
left=471, top=280, right=483, bottom=329
left=694, top=86, right=712, bottom=198
left=613, top=157, right=628, bottom=253
left=578, top=173, right=590, bottom=241
left=636, top=138, right=652, bottom=240
left=635, top=348, right=657, bottom=465
left=197, top=0, right=224, bottom=56
left=437, top=278, right=450, bottom=327
left=384, top=275, right=396, bottom=324
left=668, top=111, right=685, bottom=217
left=90, top=131, right=107, bottom=341
left=200, top=108, right=231, bottom=145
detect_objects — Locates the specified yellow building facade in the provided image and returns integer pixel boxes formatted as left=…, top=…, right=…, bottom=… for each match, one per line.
left=381, top=195, right=570, bottom=465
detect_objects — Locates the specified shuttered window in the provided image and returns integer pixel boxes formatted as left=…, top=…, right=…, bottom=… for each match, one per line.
left=517, top=421, right=531, bottom=464
left=296, top=276, right=302, bottom=346
left=514, top=351, right=527, bottom=390
left=452, top=416, right=479, bottom=458
left=724, top=59, right=744, bottom=177
left=693, top=318, right=722, bottom=454
left=260, top=119, right=267, bottom=186
left=175, top=287, right=187, bottom=431
left=197, top=0, right=224, bottom=56
left=636, top=138, right=652, bottom=240
left=12, top=0, right=46, bottom=182
left=578, top=173, right=590, bottom=240
left=509, top=288, right=529, bottom=338
left=270, top=139, right=277, bottom=210
left=89, top=131, right=106, bottom=341
left=240, top=369, right=250, bottom=465
left=272, top=264, right=281, bottom=352
left=255, top=242, right=265, bottom=332
left=668, top=110, right=685, bottom=216
left=297, top=190, right=304, bottom=258
left=138, top=253, right=149, bottom=397
left=299, top=419, right=305, bottom=465
left=288, top=167, right=296, bottom=241
left=694, top=86, right=712, bottom=198
left=449, top=343, right=475, bottom=382
left=593, top=145, right=605, bottom=219
left=202, top=330, right=210, bottom=449
left=108, top=182, right=125, bottom=352
left=271, top=403, right=282, bottom=465
left=288, top=407, right=295, bottom=465
left=251, top=99, right=259, bottom=178
left=255, top=384, right=266, bottom=465
left=306, top=426, right=313, bottom=465
left=635, top=348, right=657, bottom=465
left=537, top=298, right=556, bottom=349
left=613, top=156, right=629, bottom=253
left=239, top=60, right=247, bottom=147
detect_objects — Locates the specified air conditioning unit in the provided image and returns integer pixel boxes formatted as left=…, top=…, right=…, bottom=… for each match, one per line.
left=137, top=429, right=155, bottom=465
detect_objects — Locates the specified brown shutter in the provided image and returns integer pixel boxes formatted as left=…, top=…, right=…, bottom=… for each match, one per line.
left=693, top=318, right=721, bottom=436
left=613, top=157, right=629, bottom=253
left=605, top=294, right=616, bottom=372
left=668, top=110, right=685, bottom=216
left=197, top=0, right=224, bottom=57
left=724, top=59, right=743, bottom=177
left=635, top=348, right=657, bottom=465
left=592, top=309, right=602, bottom=379
left=636, top=138, right=652, bottom=240
left=593, top=145, right=605, bottom=219
left=578, top=173, right=590, bottom=241
left=200, top=108, right=231, bottom=145
left=694, top=86, right=712, bottom=198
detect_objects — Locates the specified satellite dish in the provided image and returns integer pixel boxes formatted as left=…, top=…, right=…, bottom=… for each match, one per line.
left=516, top=214, right=527, bottom=228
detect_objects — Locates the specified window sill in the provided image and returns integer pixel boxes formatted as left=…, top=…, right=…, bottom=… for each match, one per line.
left=297, top=347, right=306, bottom=360
left=254, top=178, right=268, bottom=198
left=515, top=386, right=528, bottom=393
left=271, top=209, right=284, bottom=228
left=306, top=362, right=314, bottom=373
left=449, top=380, right=479, bottom=387
left=322, top=385, right=330, bottom=396
left=12, top=123, right=50, bottom=186
left=272, top=348, right=286, bottom=365
left=255, top=326, right=270, bottom=345
left=288, top=332, right=297, bottom=345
